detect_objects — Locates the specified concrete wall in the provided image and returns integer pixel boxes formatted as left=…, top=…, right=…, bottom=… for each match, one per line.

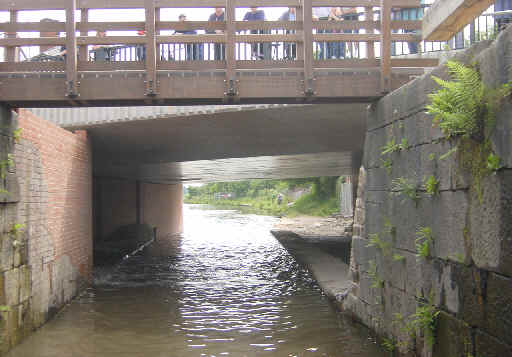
left=141, top=182, right=183, bottom=239
left=345, top=30, right=512, bottom=357
left=0, top=108, right=93, bottom=355
left=94, top=178, right=183, bottom=242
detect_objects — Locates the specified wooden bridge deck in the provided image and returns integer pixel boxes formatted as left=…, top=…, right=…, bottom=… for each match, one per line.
left=0, top=0, right=438, bottom=107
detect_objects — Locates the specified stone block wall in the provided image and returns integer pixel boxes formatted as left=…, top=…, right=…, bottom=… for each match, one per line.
left=0, top=108, right=92, bottom=355
left=344, top=29, right=512, bottom=357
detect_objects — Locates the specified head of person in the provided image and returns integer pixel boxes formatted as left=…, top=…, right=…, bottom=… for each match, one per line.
left=215, top=7, right=224, bottom=16
left=40, top=18, right=59, bottom=37
left=250, top=7, right=258, bottom=12
left=97, top=30, right=106, bottom=37
left=179, top=14, right=186, bottom=21
left=289, top=7, right=296, bottom=14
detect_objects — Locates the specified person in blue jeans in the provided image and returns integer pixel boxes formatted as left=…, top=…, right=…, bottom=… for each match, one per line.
left=279, top=7, right=297, bottom=60
left=495, top=0, right=512, bottom=31
left=174, top=14, right=204, bottom=61
left=243, top=7, right=269, bottom=60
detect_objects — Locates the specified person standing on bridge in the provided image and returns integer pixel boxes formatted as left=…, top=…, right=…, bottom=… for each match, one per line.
left=313, top=7, right=330, bottom=59
left=243, top=7, right=269, bottom=60
left=174, top=14, right=203, bottom=61
left=207, top=8, right=225, bottom=60
left=279, top=7, right=297, bottom=60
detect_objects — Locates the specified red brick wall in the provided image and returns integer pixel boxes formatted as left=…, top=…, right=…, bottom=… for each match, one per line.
left=17, top=109, right=92, bottom=280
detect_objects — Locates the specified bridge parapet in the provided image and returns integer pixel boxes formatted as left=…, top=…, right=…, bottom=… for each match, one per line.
left=0, top=0, right=435, bottom=106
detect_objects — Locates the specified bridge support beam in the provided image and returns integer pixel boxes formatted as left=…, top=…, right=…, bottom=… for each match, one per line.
left=94, top=177, right=183, bottom=243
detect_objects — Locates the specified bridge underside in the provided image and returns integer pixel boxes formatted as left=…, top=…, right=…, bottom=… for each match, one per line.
left=70, top=103, right=366, bottom=182
left=1, top=68, right=425, bottom=107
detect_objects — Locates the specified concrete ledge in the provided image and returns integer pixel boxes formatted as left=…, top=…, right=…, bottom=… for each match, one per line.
left=271, top=229, right=352, bottom=307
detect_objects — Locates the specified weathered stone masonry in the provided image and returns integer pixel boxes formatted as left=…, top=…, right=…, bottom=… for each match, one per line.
left=0, top=108, right=92, bottom=355
left=345, top=28, right=512, bottom=357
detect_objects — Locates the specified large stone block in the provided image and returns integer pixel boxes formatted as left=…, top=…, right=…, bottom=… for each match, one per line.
left=471, top=170, right=512, bottom=276
left=433, top=311, right=472, bottom=357
left=485, top=272, right=512, bottom=346
left=0, top=235, right=13, bottom=273
left=475, top=329, right=512, bottom=357
left=3, top=268, right=19, bottom=306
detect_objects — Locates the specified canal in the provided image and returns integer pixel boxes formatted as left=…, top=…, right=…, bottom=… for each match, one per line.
left=7, top=205, right=385, bottom=357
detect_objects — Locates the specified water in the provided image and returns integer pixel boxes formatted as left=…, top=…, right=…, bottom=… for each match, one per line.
left=8, top=205, right=385, bottom=357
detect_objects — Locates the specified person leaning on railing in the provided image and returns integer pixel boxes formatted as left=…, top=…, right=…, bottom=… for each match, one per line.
left=279, top=7, right=297, bottom=60
left=243, top=7, right=269, bottom=60
left=174, top=14, right=203, bottom=61
left=207, top=7, right=225, bottom=61
left=312, top=7, right=330, bottom=59
left=90, top=30, right=111, bottom=61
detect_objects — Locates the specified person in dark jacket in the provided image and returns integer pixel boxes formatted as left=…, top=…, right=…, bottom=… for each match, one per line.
left=243, top=7, right=269, bottom=59
left=207, top=8, right=225, bottom=60
left=279, top=7, right=296, bottom=60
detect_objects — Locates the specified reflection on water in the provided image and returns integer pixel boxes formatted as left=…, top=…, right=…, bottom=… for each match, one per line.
left=8, top=204, right=384, bottom=357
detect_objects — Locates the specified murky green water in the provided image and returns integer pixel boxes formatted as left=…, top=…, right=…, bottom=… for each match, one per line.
left=7, top=205, right=384, bottom=357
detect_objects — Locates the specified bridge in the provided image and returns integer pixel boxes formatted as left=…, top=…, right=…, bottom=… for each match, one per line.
left=0, top=0, right=439, bottom=107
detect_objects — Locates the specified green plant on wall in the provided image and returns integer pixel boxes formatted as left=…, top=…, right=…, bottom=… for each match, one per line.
left=423, top=175, right=440, bottom=196
left=415, top=226, right=433, bottom=260
left=391, top=177, right=420, bottom=205
left=381, top=158, right=393, bottom=175
left=426, top=60, right=511, bottom=199
left=409, top=291, right=440, bottom=350
left=381, top=138, right=401, bottom=155
left=0, top=153, right=14, bottom=179
left=368, top=260, right=384, bottom=289
left=13, top=128, right=22, bottom=143
left=367, top=233, right=391, bottom=256
left=9, top=223, right=25, bottom=248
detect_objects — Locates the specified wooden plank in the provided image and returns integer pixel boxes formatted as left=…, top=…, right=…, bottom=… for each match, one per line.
left=78, top=22, right=145, bottom=31
left=0, top=37, right=66, bottom=46
left=314, top=59, right=380, bottom=68
left=296, top=3, right=304, bottom=61
left=235, top=21, right=302, bottom=31
left=0, top=22, right=66, bottom=32
left=76, top=36, right=146, bottom=45
left=235, top=60, right=302, bottom=69
left=158, top=21, right=225, bottom=31
left=225, top=0, right=236, bottom=98
left=78, top=61, right=144, bottom=71
left=66, top=0, right=78, bottom=97
left=157, top=60, right=225, bottom=70
left=423, top=0, right=494, bottom=41
left=313, top=33, right=382, bottom=41
left=303, top=0, right=313, bottom=96
left=157, top=34, right=225, bottom=44
left=380, top=0, right=391, bottom=93
left=0, top=0, right=419, bottom=10
left=236, top=34, right=302, bottom=43
left=391, top=20, right=421, bottom=31
left=365, top=6, right=375, bottom=59
left=79, top=9, right=88, bottom=61
left=313, top=20, right=378, bottom=31
left=0, top=62, right=65, bottom=71
left=145, top=0, right=157, bottom=96
left=390, top=58, right=439, bottom=67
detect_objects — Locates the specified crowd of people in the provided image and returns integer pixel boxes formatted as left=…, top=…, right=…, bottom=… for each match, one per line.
left=15, top=2, right=512, bottom=63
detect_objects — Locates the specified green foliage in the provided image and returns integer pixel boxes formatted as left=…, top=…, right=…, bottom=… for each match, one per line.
left=487, top=152, right=502, bottom=172
left=381, top=139, right=400, bottom=155
left=416, top=227, right=433, bottom=260
left=439, top=146, right=457, bottom=160
left=428, top=153, right=436, bottom=161
left=381, top=158, right=393, bottom=175
left=381, top=338, right=396, bottom=352
left=368, top=260, right=384, bottom=289
left=426, top=61, right=511, bottom=141
left=9, top=223, right=25, bottom=237
left=0, top=305, right=11, bottom=312
left=391, top=177, right=420, bottom=205
left=409, top=292, right=440, bottom=350
left=13, top=128, right=22, bottom=143
left=424, top=175, right=440, bottom=196
left=393, top=254, right=405, bottom=262
left=399, top=138, right=409, bottom=150
left=0, top=154, right=14, bottom=179
left=366, top=233, right=391, bottom=256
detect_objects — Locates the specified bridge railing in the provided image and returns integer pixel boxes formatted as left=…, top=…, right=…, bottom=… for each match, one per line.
left=0, top=0, right=431, bottom=99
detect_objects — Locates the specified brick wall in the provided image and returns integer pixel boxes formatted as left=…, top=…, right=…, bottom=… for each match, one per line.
left=0, top=108, right=92, bottom=355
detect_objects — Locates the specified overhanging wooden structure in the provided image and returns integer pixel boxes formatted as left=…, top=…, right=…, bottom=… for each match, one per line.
left=0, top=0, right=436, bottom=107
